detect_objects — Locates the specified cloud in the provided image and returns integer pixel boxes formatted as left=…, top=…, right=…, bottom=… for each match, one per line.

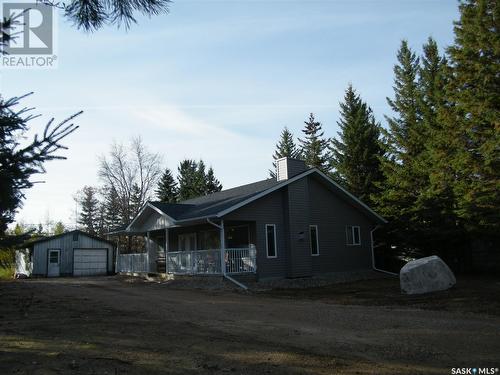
left=131, top=105, right=240, bottom=140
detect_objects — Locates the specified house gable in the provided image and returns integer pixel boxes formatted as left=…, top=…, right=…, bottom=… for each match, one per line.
left=218, top=169, right=386, bottom=224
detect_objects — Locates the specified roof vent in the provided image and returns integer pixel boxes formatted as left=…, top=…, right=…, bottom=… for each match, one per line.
left=276, top=157, right=307, bottom=182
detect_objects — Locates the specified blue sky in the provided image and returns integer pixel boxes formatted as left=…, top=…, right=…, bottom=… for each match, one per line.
left=2, top=0, right=459, bottom=227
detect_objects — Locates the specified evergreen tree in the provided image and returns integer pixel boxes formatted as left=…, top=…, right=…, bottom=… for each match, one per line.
left=156, top=167, right=178, bottom=202
left=0, top=94, right=79, bottom=247
left=330, top=84, right=384, bottom=205
left=129, top=183, right=143, bottom=220
left=78, top=186, right=100, bottom=234
left=298, top=113, right=329, bottom=172
left=53, top=222, right=65, bottom=235
left=205, top=167, right=223, bottom=194
left=95, top=202, right=107, bottom=236
left=373, top=40, right=428, bottom=248
left=103, top=186, right=123, bottom=230
left=177, top=159, right=223, bottom=200
left=195, top=160, right=208, bottom=194
left=177, top=160, right=199, bottom=201
left=417, top=38, right=462, bottom=247
left=443, top=0, right=500, bottom=235
left=270, top=127, right=300, bottom=177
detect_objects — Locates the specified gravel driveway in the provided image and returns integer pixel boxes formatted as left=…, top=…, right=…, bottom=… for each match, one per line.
left=0, top=276, right=498, bottom=374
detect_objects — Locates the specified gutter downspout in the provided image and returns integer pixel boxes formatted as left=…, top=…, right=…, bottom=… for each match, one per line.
left=370, top=225, right=398, bottom=276
left=206, top=218, right=249, bottom=290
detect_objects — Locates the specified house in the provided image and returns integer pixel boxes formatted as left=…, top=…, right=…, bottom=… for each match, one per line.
left=29, top=230, right=115, bottom=277
left=113, top=157, right=386, bottom=281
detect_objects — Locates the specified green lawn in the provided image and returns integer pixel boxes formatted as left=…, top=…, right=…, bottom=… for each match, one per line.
left=0, top=266, right=14, bottom=280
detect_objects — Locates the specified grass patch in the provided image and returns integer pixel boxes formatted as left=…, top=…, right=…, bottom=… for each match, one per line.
left=0, top=266, right=14, bottom=279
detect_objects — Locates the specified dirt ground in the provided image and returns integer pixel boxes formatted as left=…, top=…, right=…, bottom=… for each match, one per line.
left=0, top=276, right=499, bottom=375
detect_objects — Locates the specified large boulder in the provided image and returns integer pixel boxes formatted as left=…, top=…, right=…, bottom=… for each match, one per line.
left=400, top=256, right=456, bottom=295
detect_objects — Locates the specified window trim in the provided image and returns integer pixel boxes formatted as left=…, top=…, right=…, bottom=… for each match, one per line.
left=265, top=224, right=277, bottom=258
left=309, top=225, right=320, bottom=256
left=346, top=225, right=361, bottom=246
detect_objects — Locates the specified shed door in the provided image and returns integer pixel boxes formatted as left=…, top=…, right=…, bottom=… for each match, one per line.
left=47, top=249, right=60, bottom=277
left=73, top=249, right=107, bottom=276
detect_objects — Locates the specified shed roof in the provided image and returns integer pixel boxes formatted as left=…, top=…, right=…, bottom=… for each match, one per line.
left=27, top=230, right=115, bottom=247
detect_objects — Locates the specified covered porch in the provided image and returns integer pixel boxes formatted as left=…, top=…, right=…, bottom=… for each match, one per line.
left=113, top=206, right=257, bottom=276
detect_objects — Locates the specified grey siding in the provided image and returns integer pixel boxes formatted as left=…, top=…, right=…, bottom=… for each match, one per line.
left=286, top=178, right=312, bottom=277
left=308, top=176, right=374, bottom=273
left=32, top=233, right=114, bottom=277
left=223, top=175, right=377, bottom=279
left=224, top=190, right=288, bottom=278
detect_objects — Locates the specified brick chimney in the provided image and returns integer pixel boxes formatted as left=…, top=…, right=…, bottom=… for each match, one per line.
left=276, top=157, right=307, bottom=181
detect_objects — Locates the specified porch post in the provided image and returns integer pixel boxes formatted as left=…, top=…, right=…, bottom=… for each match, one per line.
left=115, top=242, right=120, bottom=274
left=220, top=219, right=225, bottom=275
left=146, top=231, right=150, bottom=273
left=165, top=227, right=169, bottom=274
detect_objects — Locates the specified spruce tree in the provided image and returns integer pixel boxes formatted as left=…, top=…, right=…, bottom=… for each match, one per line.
left=103, top=186, right=123, bottom=230
left=444, top=0, right=500, bottom=235
left=53, top=222, right=65, bottom=235
left=129, top=183, right=143, bottom=219
left=270, top=127, right=300, bottom=177
left=156, top=167, right=178, bottom=203
left=0, top=94, right=79, bottom=247
left=417, top=38, right=462, bottom=248
left=177, top=159, right=200, bottom=201
left=195, top=160, right=208, bottom=194
left=298, top=113, right=329, bottom=172
left=330, top=84, right=384, bottom=205
left=374, top=40, right=428, bottom=249
left=177, top=159, right=223, bottom=200
left=78, top=186, right=100, bottom=234
left=205, top=167, right=223, bottom=194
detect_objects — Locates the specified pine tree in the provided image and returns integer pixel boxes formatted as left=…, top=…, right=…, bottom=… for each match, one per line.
left=53, top=222, right=65, bottom=235
left=177, top=159, right=200, bottom=201
left=205, top=167, right=222, bottom=194
left=177, top=159, right=223, bottom=200
left=298, top=113, right=329, bottom=172
left=384, top=40, right=423, bottom=160
left=0, top=94, right=79, bottom=247
left=443, top=0, right=500, bottom=235
left=373, top=40, right=428, bottom=248
left=156, top=167, right=178, bottom=202
left=270, top=127, right=300, bottom=177
left=103, top=186, right=123, bottom=230
left=417, top=38, right=462, bottom=247
left=330, top=84, right=384, bottom=205
left=78, top=186, right=100, bottom=234
left=129, top=183, right=143, bottom=220
left=195, top=160, right=208, bottom=194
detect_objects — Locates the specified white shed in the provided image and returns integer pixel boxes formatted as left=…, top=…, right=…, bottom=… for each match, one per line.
left=30, top=230, right=115, bottom=277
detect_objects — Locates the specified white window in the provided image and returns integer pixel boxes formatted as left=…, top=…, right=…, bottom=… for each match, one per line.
left=265, top=224, right=277, bottom=258
left=346, top=226, right=361, bottom=245
left=310, top=225, right=319, bottom=256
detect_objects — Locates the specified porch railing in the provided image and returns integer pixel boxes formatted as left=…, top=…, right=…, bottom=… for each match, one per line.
left=166, top=246, right=256, bottom=275
left=117, top=253, right=149, bottom=273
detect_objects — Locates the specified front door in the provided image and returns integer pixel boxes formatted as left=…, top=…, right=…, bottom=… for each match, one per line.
left=47, top=249, right=60, bottom=277
left=178, top=233, right=197, bottom=251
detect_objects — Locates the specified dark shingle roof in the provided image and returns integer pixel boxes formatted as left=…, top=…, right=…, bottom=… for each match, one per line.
left=28, top=230, right=115, bottom=246
left=149, top=178, right=279, bottom=221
